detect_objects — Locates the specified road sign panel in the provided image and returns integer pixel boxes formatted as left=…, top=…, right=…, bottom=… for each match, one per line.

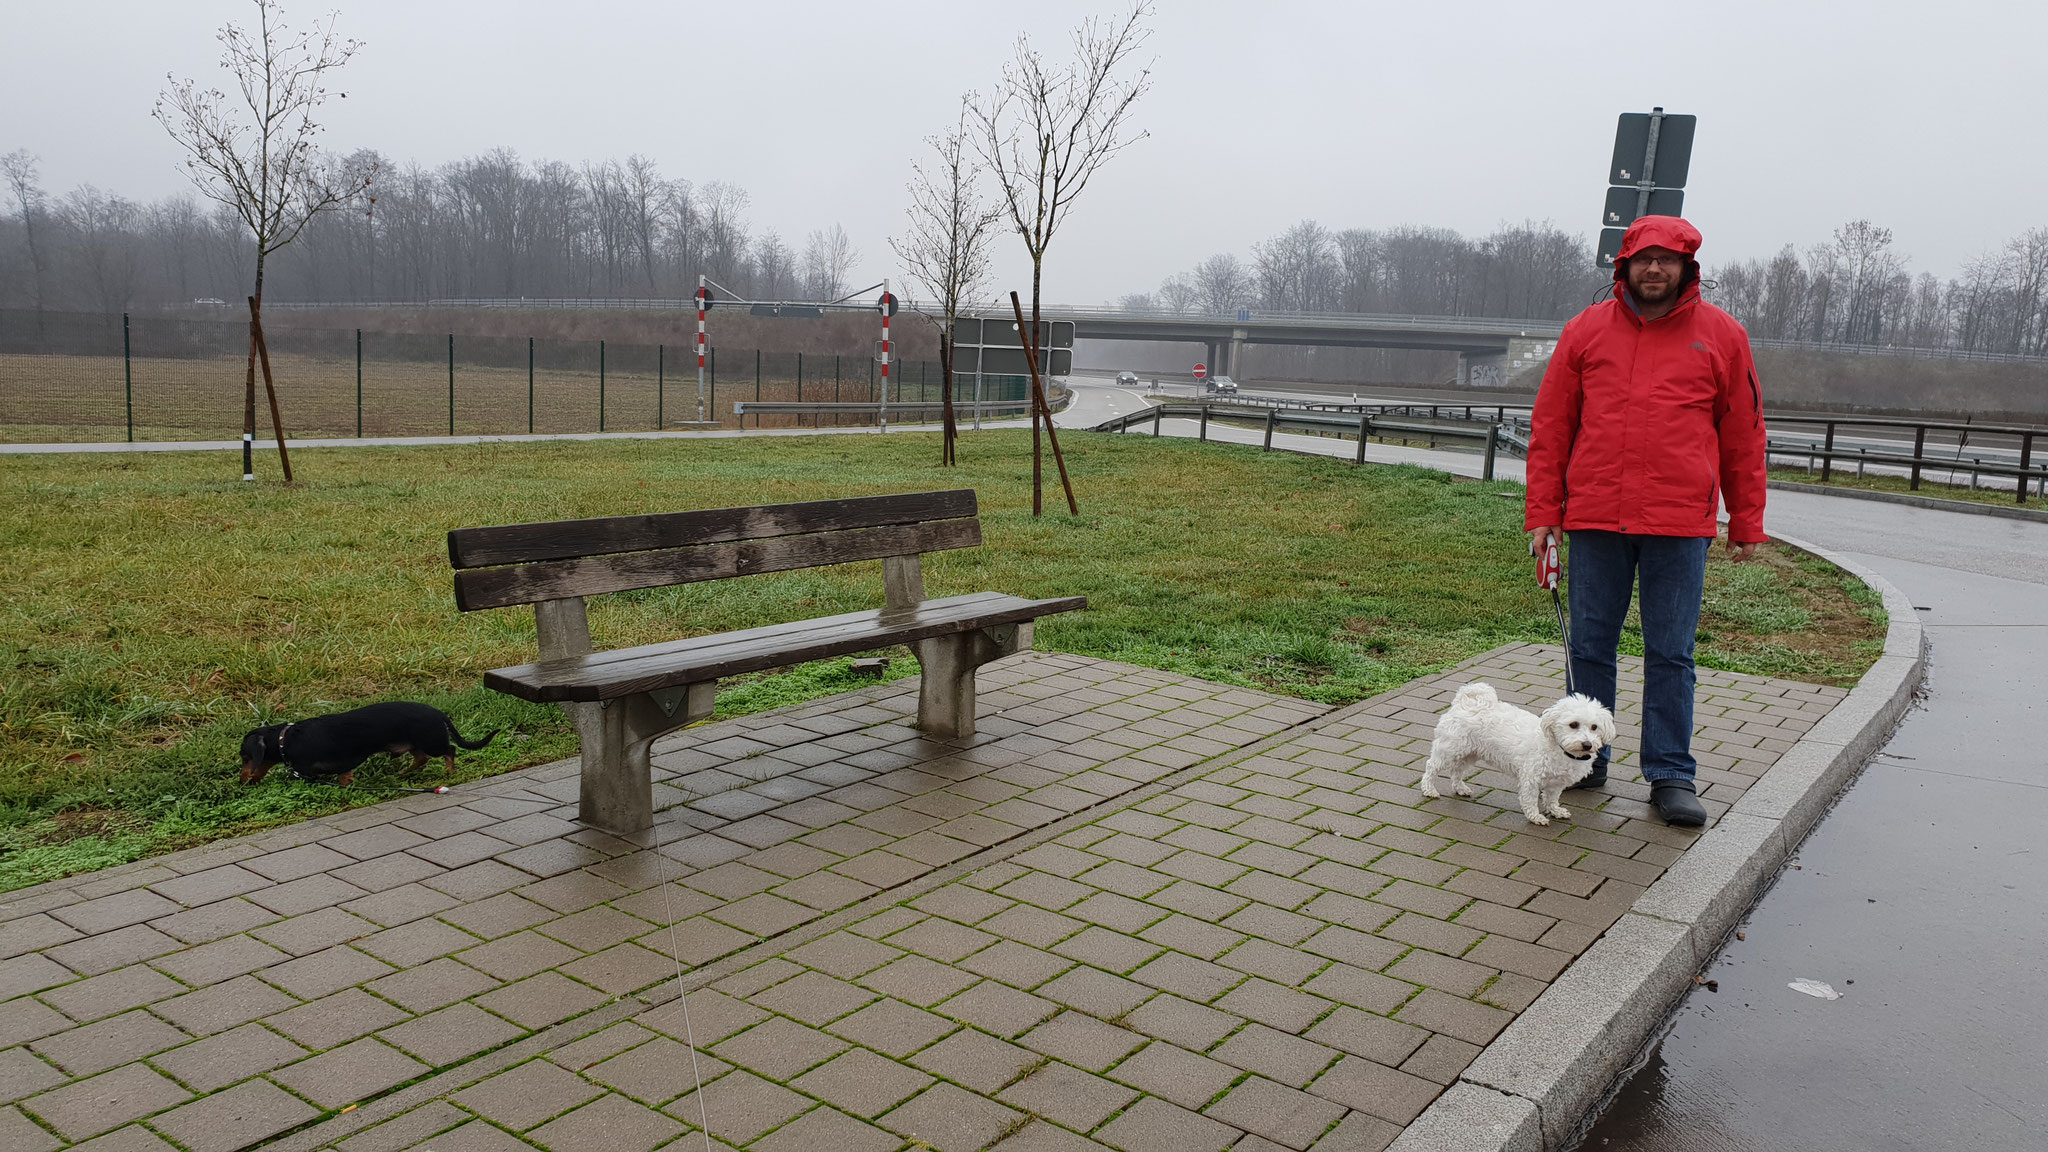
left=1609, top=111, right=1696, bottom=188
left=1597, top=228, right=1626, bottom=270
left=1602, top=186, right=1685, bottom=228
left=1193, top=363, right=1207, bottom=380
left=877, top=291, right=897, bottom=317
left=952, top=347, right=1072, bottom=377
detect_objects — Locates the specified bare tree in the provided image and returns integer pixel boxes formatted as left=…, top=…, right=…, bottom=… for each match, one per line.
left=154, top=0, right=371, bottom=482
left=1155, top=273, right=1197, bottom=312
left=892, top=104, right=1003, bottom=465
left=802, top=224, right=861, bottom=301
left=1190, top=253, right=1251, bottom=315
left=2, top=151, right=51, bottom=321
left=970, top=1, right=1152, bottom=515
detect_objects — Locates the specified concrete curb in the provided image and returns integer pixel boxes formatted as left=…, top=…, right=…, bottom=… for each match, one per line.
left=1769, top=479, right=2048, bottom=524
left=1387, top=532, right=1925, bottom=1152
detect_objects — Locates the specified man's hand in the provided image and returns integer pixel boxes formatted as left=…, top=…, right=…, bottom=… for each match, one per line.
left=1728, top=538, right=1760, bottom=563
left=1528, top=526, right=1560, bottom=555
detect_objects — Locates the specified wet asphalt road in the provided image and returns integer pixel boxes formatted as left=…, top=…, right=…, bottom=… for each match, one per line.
left=1576, top=490, right=2048, bottom=1151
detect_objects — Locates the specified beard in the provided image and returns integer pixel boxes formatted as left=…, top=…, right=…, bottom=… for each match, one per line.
left=1630, top=274, right=1679, bottom=303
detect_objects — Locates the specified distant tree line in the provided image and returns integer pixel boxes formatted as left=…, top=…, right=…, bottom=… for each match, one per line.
left=1121, top=220, right=1609, bottom=322
left=1122, top=216, right=2048, bottom=358
left=0, top=148, right=863, bottom=311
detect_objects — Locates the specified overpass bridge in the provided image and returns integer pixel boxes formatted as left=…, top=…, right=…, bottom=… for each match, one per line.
left=1018, top=304, right=1566, bottom=388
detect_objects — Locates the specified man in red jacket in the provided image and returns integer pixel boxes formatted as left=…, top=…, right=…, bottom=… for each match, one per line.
left=1525, top=215, right=1767, bottom=827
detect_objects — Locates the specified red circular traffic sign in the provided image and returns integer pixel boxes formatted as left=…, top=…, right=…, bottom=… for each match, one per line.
left=1192, top=363, right=1207, bottom=380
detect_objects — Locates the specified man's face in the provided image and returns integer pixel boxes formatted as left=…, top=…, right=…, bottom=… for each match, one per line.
left=1626, top=246, right=1688, bottom=304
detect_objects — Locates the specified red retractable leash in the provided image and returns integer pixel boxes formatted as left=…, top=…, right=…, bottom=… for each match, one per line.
left=1535, top=533, right=1575, bottom=695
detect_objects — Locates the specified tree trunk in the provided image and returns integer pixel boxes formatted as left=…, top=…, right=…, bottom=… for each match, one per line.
left=1027, top=263, right=1078, bottom=516
left=939, top=334, right=957, bottom=467
left=249, top=250, right=293, bottom=482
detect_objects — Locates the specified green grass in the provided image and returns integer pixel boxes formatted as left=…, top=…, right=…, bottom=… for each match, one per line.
left=0, top=430, right=1883, bottom=890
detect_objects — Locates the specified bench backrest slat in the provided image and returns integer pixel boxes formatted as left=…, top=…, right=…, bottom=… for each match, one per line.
left=451, top=491, right=983, bottom=611
left=450, top=489, right=976, bottom=569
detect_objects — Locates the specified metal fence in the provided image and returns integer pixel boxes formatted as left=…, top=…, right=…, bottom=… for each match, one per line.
left=1092, top=400, right=1510, bottom=480
left=0, top=309, right=1024, bottom=442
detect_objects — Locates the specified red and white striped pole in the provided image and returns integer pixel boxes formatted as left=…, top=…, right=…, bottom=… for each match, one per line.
left=877, top=283, right=894, bottom=433
left=695, top=277, right=710, bottom=422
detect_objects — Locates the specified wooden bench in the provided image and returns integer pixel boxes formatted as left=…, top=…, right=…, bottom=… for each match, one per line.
left=448, top=489, right=1084, bottom=834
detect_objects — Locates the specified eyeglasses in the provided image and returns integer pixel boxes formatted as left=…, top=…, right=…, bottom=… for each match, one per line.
left=1632, top=253, right=1688, bottom=269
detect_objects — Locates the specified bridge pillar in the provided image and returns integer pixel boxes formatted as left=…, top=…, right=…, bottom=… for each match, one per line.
left=1229, top=328, right=1247, bottom=383
left=1457, top=351, right=1511, bottom=389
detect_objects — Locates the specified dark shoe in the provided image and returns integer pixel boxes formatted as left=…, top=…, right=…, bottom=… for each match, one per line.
left=1651, top=779, right=1707, bottom=827
left=1573, top=761, right=1608, bottom=789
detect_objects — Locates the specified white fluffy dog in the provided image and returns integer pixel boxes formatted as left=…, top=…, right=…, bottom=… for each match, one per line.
left=1419, top=682, right=1617, bottom=826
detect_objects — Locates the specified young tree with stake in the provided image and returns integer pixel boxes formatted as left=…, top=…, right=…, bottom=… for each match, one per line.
left=154, top=0, right=371, bottom=482
left=971, top=2, right=1152, bottom=514
left=892, top=103, right=1002, bottom=466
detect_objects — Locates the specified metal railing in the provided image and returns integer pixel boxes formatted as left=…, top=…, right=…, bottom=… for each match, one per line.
left=731, top=399, right=1036, bottom=429
left=1091, top=400, right=1509, bottom=480
left=1765, top=415, right=2048, bottom=502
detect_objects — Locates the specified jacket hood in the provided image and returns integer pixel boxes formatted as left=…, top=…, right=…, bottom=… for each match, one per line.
left=1614, top=214, right=1704, bottom=299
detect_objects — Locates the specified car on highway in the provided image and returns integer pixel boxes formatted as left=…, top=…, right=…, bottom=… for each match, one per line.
left=1207, top=375, right=1239, bottom=394
left=1115, top=370, right=1140, bottom=387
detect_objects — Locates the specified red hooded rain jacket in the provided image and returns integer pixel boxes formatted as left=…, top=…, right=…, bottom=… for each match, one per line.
left=1524, top=216, right=1768, bottom=543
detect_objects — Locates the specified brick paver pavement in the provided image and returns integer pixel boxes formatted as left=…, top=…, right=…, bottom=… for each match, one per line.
left=0, top=645, right=1844, bottom=1151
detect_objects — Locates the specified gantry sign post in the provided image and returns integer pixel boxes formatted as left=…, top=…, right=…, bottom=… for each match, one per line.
left=1596, top=107, right=1696, bottom=271
left=695, top=277, right=898, bottom=427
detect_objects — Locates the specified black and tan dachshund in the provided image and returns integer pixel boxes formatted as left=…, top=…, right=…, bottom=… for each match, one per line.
left=240, top=702, right=497, bottom=786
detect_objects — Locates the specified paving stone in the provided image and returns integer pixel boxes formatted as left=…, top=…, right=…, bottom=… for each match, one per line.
left=406, top=833, right=519, bottom=871
left=746, top=1102, right=903, bottom=1152
left=750, top=969, right=878, bottom=1026
left=1212, top=1024, right=1341, bottom=1089
left=980, top=904, right=1086, bottom=950
left=960, top=939, right=1074, bottom=990
left=665, top=1069, right=806, bottom=1144
left=936, top=980, right=1060, bottom=1038
left=335, top=1101, right=469, bottom=1152
left=908, top=1028, right=1038, bottom=1093
left=149, top=899, right=282, bottom=946
left=1124, top=994, right=1243, bottom=1052
left=367, top=957, right=501, bottom=1013
left=1205, top=1075, right=1347, bottom=1150
left=1399, top=1032, right=1483, bottom=1085
left=715, top=959, right=803, bottom=999
left=1095, top=1095, right=1242, bottom=1152
left=581, top=1036, right=728, bottom=1106
left=378, top=1001, right=527, bottom=1067
left=144, top=935, right=285, bottom=988
left=265, top=988, right=412, bottom=1049
left=342, top=883, right=464, bottom=928
left=635, top=988, right=768, bottom=1047
left=151, top=974, right=300, bottom=1036
left=1039, top=965, right=1152, bottom=1019
left=47, top=924, right=182, bottom=977
left=0, top=954, right=75, bottom=1003
left=330, top=852, right=447, bottom=895
left=40, top=964, right=183, bottom=1023
left=1052, top=927, right=1163, bottom=973
left=52, top=890, right=183, bottom=936
left=1215, top=978, right=1333, bottom=1034
left=396, top=1119, right=533, bottom=1152
left=31, top=1011, right=190, bottom=1077
left=792, top=1047, right=934, bottom=1117
left=453, top=1057, right=606, bottom=1131
left=1314, top=1109, right=1403, bottom=1152
left=859, top=953, right=981, bottom=1008
left=826, top=997, right=958, bottom=1058
left=983, top=1117, right=1116, bottom=1151
left=356, top=919, right=484, bottom=968
left=785, top=932, right=902, bottom=981
left=1019, top=1010, right=1147, bottom=1073
left=515, top=1093, right=684, bottom=1152
left=0, top=1104, right=60, bottom=1152
left=250, top=907, right=376, bottom=956
left=560, top=942, right=675, bottom=996
left=0, top=914, right=83, bottom=960
left=457, top=930, right=582, bottom=981
left=474, top=971, right=607, bottom=1030
left=712, top=1014, right=850, bottom=1080
left=148, top=1023, right=307, bottom=1093
left=0, top=1045, right=68, bottom=1104
left=148, top=1075, right=320, bottom=1152
left=888, top=916, right=999, bottom=963
left=998, top=1059, right=1139, bottom=1132
left=1303, top=1008, right=1428, bottom=1068
left=21, top=1063, right=193, bottom=1141
left=1391, top=988, right=1512, bottom=1047
left=261, top=944, right=394, bottom=999
left=1302, top=1055, right=1443, bottom=1126
left=1109, top=1039, right=1240, bottom=1109
left=55, top=1124, right=181, bottom=1152
left=882, top=1080, right=1024, bottom=1152
left=245, top=874, right=371, bottom=917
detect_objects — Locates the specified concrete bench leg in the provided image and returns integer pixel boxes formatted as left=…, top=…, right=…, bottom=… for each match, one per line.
left=579, top=681, right=716, bottom=835
left=915, top=622, right=1031, bottom=739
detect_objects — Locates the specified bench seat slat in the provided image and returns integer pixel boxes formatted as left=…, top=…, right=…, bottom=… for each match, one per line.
left=483, top=592, right=1086, bottom=702
left=455, top=517, right=982, bottom=611
left=449, top=489, right=977, bottom=569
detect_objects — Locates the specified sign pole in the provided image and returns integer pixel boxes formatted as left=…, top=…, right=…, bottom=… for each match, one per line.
left=695, top=275, right=710, bottom=422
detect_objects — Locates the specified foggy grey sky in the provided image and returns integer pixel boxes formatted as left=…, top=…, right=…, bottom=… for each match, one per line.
left=6, top=0, right=2040, bottom=305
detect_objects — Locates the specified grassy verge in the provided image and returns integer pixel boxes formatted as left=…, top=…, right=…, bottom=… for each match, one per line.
left=0, top=431, right=1884, bottom=890
left=1769, top=463, right=2042, bottom=509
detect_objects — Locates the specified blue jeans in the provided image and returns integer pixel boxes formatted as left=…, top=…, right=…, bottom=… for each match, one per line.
left=1566, top=531, right=1710, bottom=784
